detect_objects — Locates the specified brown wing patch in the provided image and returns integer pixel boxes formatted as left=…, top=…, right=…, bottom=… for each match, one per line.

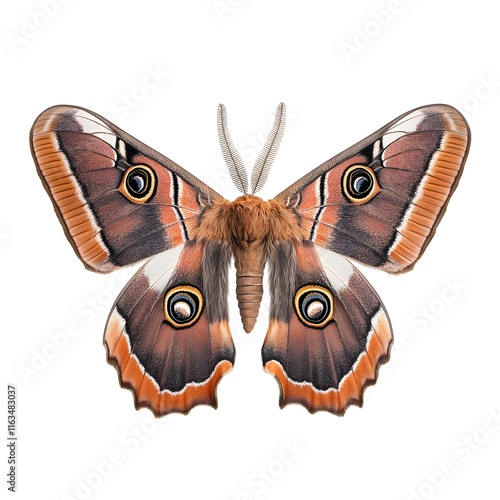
left=263, top=241, right=392, bottom=414
left=277, top=105, right=470, bottom=272
left=31, top=121, right=112, bottom=271
left=31, top=106, right=220, bottom=272
left=385, top=118, right=469, bottom=272
left=264, top=309, right=391, bottom=414
left=103, top=240, right=235, bottom=416
left=105, top=310, right=233, bottom=416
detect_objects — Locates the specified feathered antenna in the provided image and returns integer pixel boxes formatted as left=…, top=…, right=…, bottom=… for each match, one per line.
left=250, top=103, right=286, bottom=194
left=217, top=103, right=249, bottom=194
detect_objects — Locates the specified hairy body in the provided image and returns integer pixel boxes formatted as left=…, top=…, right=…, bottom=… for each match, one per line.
left=198, top=195, right=306, bottom=332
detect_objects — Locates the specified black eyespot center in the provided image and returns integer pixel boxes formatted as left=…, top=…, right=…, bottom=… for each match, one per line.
left=120, top=164, right=157, bottom=203
left=342, top=165, right=380, bottom=204
left=352, top=171, right=373, bottom=195
left=168, top=292, right=197, bottom=323
left=347, top=168, right=373, bottom=198
left=127, top=170, right=148, bottom=195
left=164, top=286, right=203, bottom=328
left=301, top=292, right=329, bottom=323
left=294, top=285, right=335, bottom=329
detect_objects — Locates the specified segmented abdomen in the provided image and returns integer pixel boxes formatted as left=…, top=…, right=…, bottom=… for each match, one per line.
left=236, top=274, right=263, bottom=333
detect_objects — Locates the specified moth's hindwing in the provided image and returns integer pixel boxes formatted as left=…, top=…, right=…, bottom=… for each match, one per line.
left=262, top=241, right=392, bottom=414
left=104, top=240, right=235, bottom=416
left=277, top=105, right=470, bottom=273
left=30, top=105, right=221, bottom=272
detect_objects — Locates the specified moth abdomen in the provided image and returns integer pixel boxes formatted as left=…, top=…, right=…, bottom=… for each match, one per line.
left=236, top=274, right=264, bottom=333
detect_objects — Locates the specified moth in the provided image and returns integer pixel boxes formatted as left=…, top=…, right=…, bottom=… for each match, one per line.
left=30, top=103, right=470, bottom=416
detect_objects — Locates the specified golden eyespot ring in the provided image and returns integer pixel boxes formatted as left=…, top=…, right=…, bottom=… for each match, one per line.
left=164, top=286, right=203, bottom=328
left=342, top=165, right=380, bottom=204
left=119, top=164, right=157, bottom=203
left=294, top=285, right=334, bottom=329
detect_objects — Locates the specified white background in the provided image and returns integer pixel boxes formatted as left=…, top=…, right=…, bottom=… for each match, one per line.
left=2, top=1, right=499, bottom=499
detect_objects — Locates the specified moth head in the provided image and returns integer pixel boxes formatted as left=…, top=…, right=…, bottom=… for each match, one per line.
left=341, top=165, right=380, bottom=204
left=119, top=164, right=157, bottom=203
